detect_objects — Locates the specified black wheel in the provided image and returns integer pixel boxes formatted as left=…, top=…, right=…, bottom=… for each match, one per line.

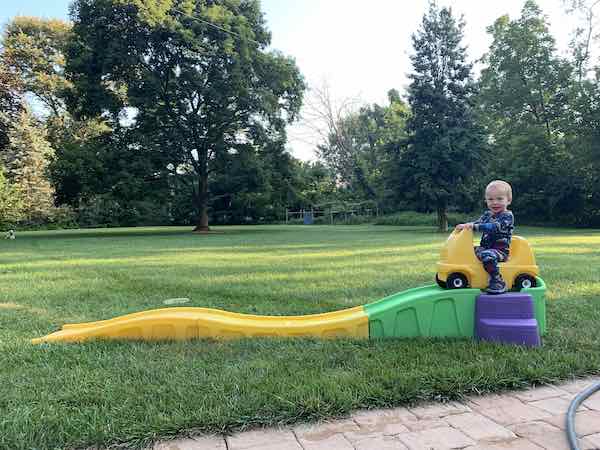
left=435, top=274, right=447, bottom=288
left=447, top=273, right=468, bottom=289
left=513, top=274, right=536, bottom=291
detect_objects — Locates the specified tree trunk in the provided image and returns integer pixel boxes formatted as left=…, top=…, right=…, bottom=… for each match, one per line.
left=437, top=205, right=448, bottom=233
left=193, top=165, right=210, bottom=232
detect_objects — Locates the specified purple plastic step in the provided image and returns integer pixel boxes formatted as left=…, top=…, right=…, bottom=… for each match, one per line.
left=476, top=318, right=541, bottom=347
left=475, top=293, right=535, bottom=320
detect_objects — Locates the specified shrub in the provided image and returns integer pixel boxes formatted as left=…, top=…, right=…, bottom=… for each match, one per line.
left=374, top=211, right=474, bottom=227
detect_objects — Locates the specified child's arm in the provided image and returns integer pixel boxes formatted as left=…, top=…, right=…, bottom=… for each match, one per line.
left=456, top=212, right=487, bottom=230
left=474, top=212, right=513, bottom=233
left=456, top=223, right=474, bottom=230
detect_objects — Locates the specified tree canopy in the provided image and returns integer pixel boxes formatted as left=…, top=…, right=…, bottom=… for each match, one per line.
left=1, top=16, right=73, bottom=117
left=67, top=0, right=305, bottom=231
left=316, top=89, right=409, bottom=208
left=1, top=0, right=600, bottom=229
left=478, top=0, right=587, bottom=221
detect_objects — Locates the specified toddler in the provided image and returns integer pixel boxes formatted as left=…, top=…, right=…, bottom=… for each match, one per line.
left=456, top=180, right=514, bottom=294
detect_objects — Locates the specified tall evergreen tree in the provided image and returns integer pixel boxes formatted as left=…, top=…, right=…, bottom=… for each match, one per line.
left=402, top=2, right=485, bottom=231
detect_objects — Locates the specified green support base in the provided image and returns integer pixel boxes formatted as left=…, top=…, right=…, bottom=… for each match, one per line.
left=365, top=277, right=546, bottom=339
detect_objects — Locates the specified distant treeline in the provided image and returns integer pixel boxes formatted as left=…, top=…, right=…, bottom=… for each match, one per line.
left=1, top=0, right=598, bottom=230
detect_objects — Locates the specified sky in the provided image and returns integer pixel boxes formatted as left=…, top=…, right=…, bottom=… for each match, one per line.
left=1, top=0, right=584, bottom=160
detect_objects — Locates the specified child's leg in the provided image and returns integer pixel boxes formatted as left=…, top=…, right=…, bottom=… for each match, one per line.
left=476, top=249, right=508, bottom=294
left=477, top=249, right=505, bottom=275
left=475, top=246, right=483, bottom=260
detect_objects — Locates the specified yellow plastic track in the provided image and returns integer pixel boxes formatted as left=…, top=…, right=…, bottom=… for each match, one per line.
left=31, top=306, right=369, bottom=344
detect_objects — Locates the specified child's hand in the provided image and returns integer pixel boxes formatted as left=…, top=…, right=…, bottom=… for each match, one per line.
left=456, top=223, right=474, bottom=230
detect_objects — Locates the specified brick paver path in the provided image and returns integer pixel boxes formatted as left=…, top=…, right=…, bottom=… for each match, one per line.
left=153, top=377, right=600, bottom=450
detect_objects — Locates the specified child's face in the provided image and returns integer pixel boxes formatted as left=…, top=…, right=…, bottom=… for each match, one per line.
left=485, top=186, right=510, bottom=214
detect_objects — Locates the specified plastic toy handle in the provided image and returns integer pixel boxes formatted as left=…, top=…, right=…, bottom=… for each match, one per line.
left=446, top=227, right=461, bottom=242
left=449, top=227, right=473, bottom=242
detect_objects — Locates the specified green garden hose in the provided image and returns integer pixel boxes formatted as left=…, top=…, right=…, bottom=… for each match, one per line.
left=567, top=381, right=600, bottom=450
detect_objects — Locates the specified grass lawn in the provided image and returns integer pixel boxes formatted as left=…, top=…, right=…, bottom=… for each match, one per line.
left=1, top=224, right=600, bottom=449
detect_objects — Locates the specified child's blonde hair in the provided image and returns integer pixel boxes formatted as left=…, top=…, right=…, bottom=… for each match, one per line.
left=486, top=180, right=512, bottom=202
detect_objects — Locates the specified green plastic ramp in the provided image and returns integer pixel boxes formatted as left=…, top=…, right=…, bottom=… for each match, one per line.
left=365, top=278, right=546, bottom=339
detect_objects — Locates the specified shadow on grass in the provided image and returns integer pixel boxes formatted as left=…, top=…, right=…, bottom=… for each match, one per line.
left=0, top=242, right=441, bottom=269
left=8, top=224, right=449, bottom=239
left=11, top=227, right=195, bottom=240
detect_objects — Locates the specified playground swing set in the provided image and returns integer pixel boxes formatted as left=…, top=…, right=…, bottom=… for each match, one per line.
left=285, top=201, right=379, bottom=225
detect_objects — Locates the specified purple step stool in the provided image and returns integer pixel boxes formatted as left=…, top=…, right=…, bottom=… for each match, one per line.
left=475, top=293, right=541, bottom=347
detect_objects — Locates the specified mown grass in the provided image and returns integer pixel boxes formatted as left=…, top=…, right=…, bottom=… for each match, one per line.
left=1, top=225, right=599, bottom=450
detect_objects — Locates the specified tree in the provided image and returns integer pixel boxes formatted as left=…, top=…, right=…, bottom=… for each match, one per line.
left=287, top=160, right=337, bottom=210
left=46, top=117, right=112, bottom=207
left=355, top=90, right=410, bottom=211
left=562, top=1, right=600, bottom=224
left=478, top=1, right=583, bottom=222
left=47, top=118, right=172, bottom=227
left=402, top=2, right=485, bottom=231
left=1, top=109, right=56, bottom=224
left=208, top=129, right=286, bottom=224
left=304, top=82, right=409, bottom=209
left=0, top=64, right=22, bottom=153
left=67, top=0, right=305, bottom=231
left=563, top=0, right=600, bottom=82
left=479, top=2, right=572, bottom=139
left=0, top=166, right=24, bottom=227
left=301, top=81, right=361, bottom=185
left=1, top=16, right=73, bottom=117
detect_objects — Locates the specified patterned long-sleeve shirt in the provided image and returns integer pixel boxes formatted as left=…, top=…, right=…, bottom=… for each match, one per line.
left=473, top=210, right=514, bottom=255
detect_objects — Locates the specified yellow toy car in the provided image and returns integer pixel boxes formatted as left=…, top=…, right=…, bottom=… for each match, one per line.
left=436, top=228, right=539, bottom=291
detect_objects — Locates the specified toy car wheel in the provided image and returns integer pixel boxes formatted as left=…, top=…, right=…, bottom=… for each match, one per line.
left=435, top=274, right=447, bottom=288
left=446, top=273, right=468, bottom=289
left=514, top=274, right=536, bottom=290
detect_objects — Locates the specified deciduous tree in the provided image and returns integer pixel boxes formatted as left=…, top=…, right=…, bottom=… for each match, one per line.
left=1, top=16, right=72, bottom=117
left=306, top=83, right=409, bottom=209
left=478, top=1, right=583, bottom=221
left=67, top=0, right=305, bottom=231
